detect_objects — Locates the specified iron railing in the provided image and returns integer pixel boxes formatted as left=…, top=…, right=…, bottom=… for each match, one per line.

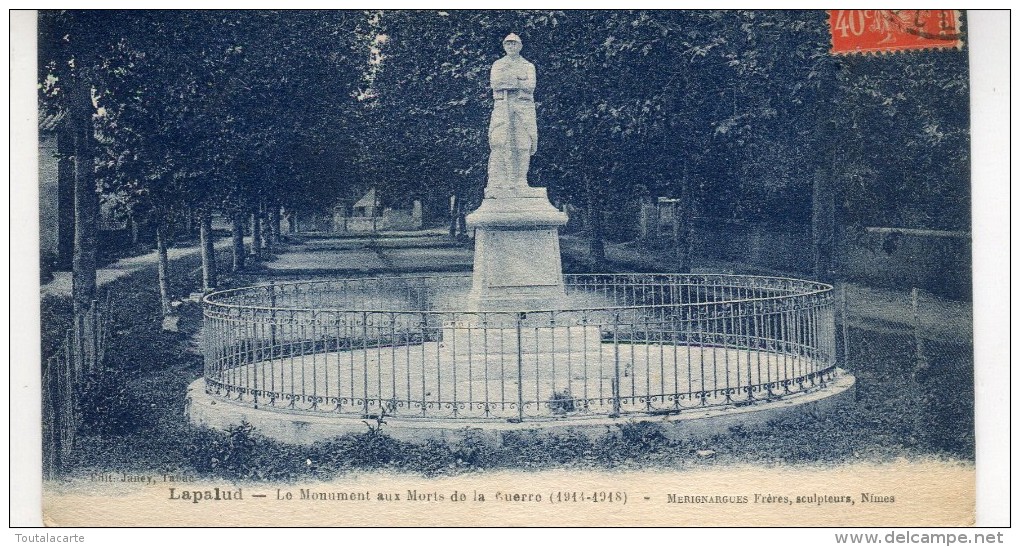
left=43, top=294, right=112, bottom=477
left=202, top=274, right=837, bottom=421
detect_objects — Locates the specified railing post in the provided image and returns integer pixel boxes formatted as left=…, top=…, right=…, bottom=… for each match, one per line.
left=90, top=299, right=99, bottom=373
left=252, top=309, right=260, bottom=409
left=362, top=311, right=370, bottom=417
left=840, top=286, right=850, bottom=367
left=63, top=336, right=75, bottom=456
left=515, top=312, right=525, bottom=423
left=64, top=330, right=72, bottom=402
left=46, top=358, right=61, bottom=478
left=611, top=312, right=621, bottom=417
left=269, top=281, right=277, bottom=358
left=309, top=311, right=317, bottom=410
left=202, top=307, right=210, bottom=387
left=643, top=314, right=652, bottom=411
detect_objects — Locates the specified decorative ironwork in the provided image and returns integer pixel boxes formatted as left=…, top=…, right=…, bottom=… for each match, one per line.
left=202, top=274, right=837, bottom=422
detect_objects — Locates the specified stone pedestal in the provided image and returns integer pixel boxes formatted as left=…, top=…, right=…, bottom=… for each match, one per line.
left=466, top=186, right=569, bottom=311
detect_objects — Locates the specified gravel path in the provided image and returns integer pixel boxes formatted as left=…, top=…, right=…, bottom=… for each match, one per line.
left=40, top=236, right=246, bottom=297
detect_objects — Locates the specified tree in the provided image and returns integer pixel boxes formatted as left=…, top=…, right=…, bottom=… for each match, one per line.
left=48, top=11, right=369, bottom=299
left=39, top=10, right=122, bottom=318
left=40, top=10, right=970, bottom=293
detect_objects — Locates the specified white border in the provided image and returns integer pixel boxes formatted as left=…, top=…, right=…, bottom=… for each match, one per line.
left=8, top=7, right=1010, bottom=537
left=10, top=9, right=43, bottom=528
left=968, top=8, right=1011, bottom=528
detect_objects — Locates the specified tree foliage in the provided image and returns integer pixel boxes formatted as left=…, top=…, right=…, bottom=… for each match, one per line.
left=39, top=9, right=971, bottom=249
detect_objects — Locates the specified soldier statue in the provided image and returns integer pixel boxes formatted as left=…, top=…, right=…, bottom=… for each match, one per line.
left=487, top=33, right=538, bottom=189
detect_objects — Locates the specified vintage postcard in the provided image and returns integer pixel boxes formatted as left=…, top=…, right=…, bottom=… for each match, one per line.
left=14, top=8, right=1009, bottom=532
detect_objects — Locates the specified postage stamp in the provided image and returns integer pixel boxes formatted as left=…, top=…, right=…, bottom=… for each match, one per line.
left=829, top=10, right=964, bottom=54
left=12, top=8, right=1008, bottom=535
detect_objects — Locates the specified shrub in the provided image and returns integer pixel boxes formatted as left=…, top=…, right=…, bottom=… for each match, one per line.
left=76, top=368, right=151, bottom=436
left=549, top=389, right=577, bottom=415
left=181, top=422, right=304, bottom=481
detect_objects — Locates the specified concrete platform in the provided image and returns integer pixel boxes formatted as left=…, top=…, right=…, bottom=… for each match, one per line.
left=186, top=367, right=855, bottom=446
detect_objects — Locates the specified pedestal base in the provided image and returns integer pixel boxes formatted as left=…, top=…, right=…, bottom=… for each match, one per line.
left=466, top=186, right=569, bottom=311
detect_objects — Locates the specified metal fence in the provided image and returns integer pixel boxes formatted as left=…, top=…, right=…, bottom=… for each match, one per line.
left=43, top=295, right=112, bottom=477
left=202, top=274, right=837, bottom=422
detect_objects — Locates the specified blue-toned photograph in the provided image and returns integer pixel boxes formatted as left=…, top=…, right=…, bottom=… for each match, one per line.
left=32, top=10, right=982, bottom=527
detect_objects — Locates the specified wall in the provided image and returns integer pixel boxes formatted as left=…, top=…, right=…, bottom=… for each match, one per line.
left=839, top=231, right=971, bottom=300
left=656, top=217, right=971, bottom=300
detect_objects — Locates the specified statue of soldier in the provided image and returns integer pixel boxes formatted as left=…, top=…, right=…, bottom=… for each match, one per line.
left=487, top=33, right=538, bottom=189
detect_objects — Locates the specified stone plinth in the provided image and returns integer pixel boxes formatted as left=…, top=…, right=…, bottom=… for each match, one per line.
left=466, top=186, right=569, bottom=311
left=186, top=369, right=856, bottom=445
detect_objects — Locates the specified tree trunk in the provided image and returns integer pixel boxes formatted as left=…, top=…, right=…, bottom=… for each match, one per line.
left=449, top=195, right=458, bottom=239
left=70, top=75, right=98, bottom=319
left=671, top=202, right=681, bottom=270
left=456, top=200, right=467, bottom=238
left=810, top=97, right=839, bottom=282
left=271, top=205, right=282, bottom=244
left=812, top=166, right=835, bottom=282
left=584, top=180, right=606, bottom=269
left=199, top=210, right=217, bottom=292
left=259, top=202, right=272, bottom=253
left=156, top=221, right=172, bottom=317
left=231, top=211, right=245, bottom=272
left=56, top=129, right=75, bottom=270
left=589, top=213, right=606, bottom=269
left=129, top=215, right=139, bottom=245
left=251, top=211, right=262, bottom=258
left=678, top=214, right=693, bottom=273
left=674, top=174, right=694, bottom=273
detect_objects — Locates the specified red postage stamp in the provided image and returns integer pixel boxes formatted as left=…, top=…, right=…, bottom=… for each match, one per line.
left=829, top=10, right=964, bottom=54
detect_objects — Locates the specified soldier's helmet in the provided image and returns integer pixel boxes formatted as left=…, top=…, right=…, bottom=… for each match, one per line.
left=503, top=33, right=522, bottom=44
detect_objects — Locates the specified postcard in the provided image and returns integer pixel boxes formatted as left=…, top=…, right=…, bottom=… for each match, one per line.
left=15, top=9, right=1008, bottom=530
